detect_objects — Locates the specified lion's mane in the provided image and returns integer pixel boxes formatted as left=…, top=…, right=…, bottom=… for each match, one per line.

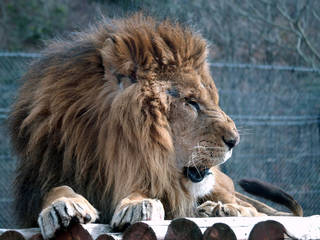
left=10, top=15, right=209, bottom=226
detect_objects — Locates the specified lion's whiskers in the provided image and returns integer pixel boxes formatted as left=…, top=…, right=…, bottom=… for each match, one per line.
left=236, top=126, right=254, bottom=136
left=192, top=146, right=224, bottom=150
left=189, top=153, right=202, bottom=175
left=186, top=143, right=225, bottom=167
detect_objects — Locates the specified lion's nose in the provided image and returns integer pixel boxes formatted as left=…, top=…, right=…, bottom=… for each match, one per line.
left=223, top=135, right=239, bottom=149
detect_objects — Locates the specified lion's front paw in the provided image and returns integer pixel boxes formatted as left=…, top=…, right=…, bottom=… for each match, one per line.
left=197, top=201, right=240, bottom=217
left=197, top=201, right=265, bottom=217
left=38, top=196, right=98, bottom=239
left=111, top=198, right=165, bottom=231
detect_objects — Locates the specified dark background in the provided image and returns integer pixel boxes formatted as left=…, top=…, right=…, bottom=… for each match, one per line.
left=0, top=0, right=319, bottom=227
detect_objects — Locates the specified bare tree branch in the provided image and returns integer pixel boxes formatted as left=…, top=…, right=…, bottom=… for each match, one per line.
left=229, top=0, right=319, bottom=68
left=232, top=1, right=293, bottom=33
left=313, top=10, right=320, bottom=22
left=296, top=21, right=320, bottom=62
left=296, top=36, right=312, bottom=65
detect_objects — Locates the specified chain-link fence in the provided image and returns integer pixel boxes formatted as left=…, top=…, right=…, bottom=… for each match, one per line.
left=0, top=52, right=319, bottom=228
left=0, top=53, right=38, bottom=228
left=213, top=65, right=320, bottom=216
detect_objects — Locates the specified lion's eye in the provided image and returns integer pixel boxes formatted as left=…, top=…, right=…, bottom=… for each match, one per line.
left=186, top=99, right=200, bottom=112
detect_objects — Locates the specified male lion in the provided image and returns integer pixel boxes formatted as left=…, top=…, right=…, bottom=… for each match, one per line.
left=10, top=15, right=302, bottom=239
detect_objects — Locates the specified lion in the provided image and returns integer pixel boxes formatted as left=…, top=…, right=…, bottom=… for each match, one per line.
left=9, top=14, right=302, bottom=239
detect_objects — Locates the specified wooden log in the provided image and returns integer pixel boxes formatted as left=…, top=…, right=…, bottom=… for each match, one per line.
left=122, top=222, right=157, bottom=240
left=203, top=223, right=236, bottom=240
left=0, top=228, right=40, bottom=240
left=54, top=223, right=93, bottom=240
left=28, top=234, right=43, bottom=240
left=1, top=216, right=320, bottom=240
left=164, top=218, right=202, bottom=240
left=248, top=220, right=296, bottom=240
left=0, top=230, right=25, bottom=240
left=96, top=234, right=116, bottom=240
left=143, top=216, right=320, bottom=240
left=0, top=224, right=121, bottom=240
left=81, top=224, right=121, bottom=240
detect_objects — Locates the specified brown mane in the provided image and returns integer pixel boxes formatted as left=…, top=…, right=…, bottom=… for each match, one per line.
left=10, top=14, right=209, bottom=226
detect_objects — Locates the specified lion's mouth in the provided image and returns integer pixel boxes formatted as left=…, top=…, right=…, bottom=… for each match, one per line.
left=183, top=167, right=211, bottom=183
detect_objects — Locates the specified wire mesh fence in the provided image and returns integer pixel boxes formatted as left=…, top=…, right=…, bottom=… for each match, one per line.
left=0, top=52, right=319, bottom=228
left=0, top=53, right=36, bottom=228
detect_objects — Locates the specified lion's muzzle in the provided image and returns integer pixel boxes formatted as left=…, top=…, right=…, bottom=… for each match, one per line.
left=222, top=134, right=240, bottom=150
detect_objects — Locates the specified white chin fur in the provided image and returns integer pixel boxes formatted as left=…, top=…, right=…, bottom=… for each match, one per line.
left=188, top=169, right=215, bottom=198
left=187, top=150, right=232, bottom=199
left=218, top=149, right=233, bottom=166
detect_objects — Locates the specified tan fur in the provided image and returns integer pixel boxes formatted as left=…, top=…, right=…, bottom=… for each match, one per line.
left=11, top=14, right=281, bottom=236
left=198, top=168, right=290, bottom=217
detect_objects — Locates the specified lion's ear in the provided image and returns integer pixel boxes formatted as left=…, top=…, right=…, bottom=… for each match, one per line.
left=100, top=35, right=137, bottom=78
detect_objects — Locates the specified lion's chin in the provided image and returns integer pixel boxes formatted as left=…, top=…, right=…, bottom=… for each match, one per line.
left=219, top=149, right=233, bottom=165
left=205, top=149, right=233, bottom=167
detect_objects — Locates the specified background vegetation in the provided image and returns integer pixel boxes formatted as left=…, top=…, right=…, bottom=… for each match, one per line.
left=1, top=0, right=320, bottom=68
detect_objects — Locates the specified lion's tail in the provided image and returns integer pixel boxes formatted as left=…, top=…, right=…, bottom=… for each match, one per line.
left=238, top=178, right=303, bottom=217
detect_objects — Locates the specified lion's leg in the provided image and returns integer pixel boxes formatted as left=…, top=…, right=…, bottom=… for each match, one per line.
left=38, top=186, right=98, bottom=239
left=110, top=192, right=165, bottom=231
left=235, top=192, right=292, bottom=216
left=197, top=200, right=266, bottom=217
left=197, top=167, right=266, bottom=217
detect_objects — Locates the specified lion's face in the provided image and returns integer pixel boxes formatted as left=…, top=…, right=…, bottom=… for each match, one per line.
left=96, top=15, right=239, bottom=188
left=165, top=70, right=239, bottom=179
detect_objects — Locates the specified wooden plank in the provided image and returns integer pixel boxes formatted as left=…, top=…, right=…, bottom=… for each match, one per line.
left=143, top=216, right=320, bottom=240
left=1, top=216, right=320, bottom=240
left=0, top=225, right=122, bottom=240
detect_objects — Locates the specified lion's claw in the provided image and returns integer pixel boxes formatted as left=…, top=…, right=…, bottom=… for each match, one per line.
left=111, top=198, right=165, bottom=231
left=212, top=202, right=239, bottom=217
left=197, top=200, right=267, bottom=217
left=38, top=197, right=98, bottom=239
left=197, top=201, right=240, bottom=217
